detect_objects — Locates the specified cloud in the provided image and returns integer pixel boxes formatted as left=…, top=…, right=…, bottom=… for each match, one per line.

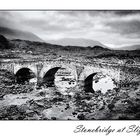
left=113, top=10, right=140, bottom=16
left=0, top=10, right=140, bottom=48
left=106, top=19, right=140, bottom=37
left=0, top=12, right=16, bottom=28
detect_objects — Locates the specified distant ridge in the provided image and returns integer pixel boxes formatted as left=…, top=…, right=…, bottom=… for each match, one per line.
left=117, top=44, right=140, bottom=50
left=46, top=38, right=109, bottom=49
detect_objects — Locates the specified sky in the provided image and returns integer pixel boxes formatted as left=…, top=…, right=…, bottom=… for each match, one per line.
left=0, top=10, right=140, bottom=48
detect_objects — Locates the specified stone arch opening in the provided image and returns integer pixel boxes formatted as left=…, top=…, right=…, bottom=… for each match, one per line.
left=84, top=73, right=97, bottom=93
left=15, top=67, right=36, bottom=84
left=42, top=67, right=61, bottom=87
left=42, top=66, right=77, bottom=94
left=84, top=72, right=117, bottom=94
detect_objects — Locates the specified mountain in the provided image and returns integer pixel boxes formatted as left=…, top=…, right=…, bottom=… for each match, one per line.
left=117, top=44, right=140, bottom=50
left=0, top=26, right=44, bottom=42
left=46, top=38, right=109, bottom=48
left=0, top=34, right=10, bottom=49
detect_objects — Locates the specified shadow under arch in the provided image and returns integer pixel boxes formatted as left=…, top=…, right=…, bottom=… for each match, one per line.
left=42, top=67, right=61, bottom=87
left=15, top=67, right=36, bottom=84
left=84, top=73, right=97, bottom=93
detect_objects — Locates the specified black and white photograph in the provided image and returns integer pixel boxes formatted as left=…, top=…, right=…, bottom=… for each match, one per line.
left=0, top=10, right=140, bottom=120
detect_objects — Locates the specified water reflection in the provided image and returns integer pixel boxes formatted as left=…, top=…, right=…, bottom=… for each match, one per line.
left=93, top=76, right=116, bottom=94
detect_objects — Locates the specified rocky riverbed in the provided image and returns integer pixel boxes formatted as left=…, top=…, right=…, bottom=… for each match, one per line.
left=0, top=69, right=140, bottom=120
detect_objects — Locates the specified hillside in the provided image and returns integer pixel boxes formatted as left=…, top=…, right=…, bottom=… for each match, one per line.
left=0, top=26, right=44, bottom=42
left=1, top=34, right=140, bottom=62
left=0, top=34, right=10, bottom=49
left=9, top=37, right=111, bottom=55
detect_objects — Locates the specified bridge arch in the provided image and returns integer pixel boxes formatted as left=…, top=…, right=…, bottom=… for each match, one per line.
left=40, top=64, right=77, bottom=87
left=79, top=66, right=117, bottom=93
left=14, top=64, right=37, bottom=76
left=42, top=67, right=61, bottom=86
left=15, top=67, right=36, bottom=84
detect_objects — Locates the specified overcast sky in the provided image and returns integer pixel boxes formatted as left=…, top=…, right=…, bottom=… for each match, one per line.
left=0, top=10, right=140, bottom=48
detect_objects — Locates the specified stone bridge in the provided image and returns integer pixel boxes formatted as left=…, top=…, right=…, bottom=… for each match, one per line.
left=0, top=60, right=121, bottom=92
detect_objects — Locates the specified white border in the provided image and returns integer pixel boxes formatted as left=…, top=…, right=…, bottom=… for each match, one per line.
left=0, top=0, right=140, bottom=9
left=0, top=0, right=140, bottom=140
left=0, top=121, right=140, bottom=140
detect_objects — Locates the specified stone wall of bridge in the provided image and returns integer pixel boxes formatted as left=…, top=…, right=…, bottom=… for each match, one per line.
left=0, top=62, right=15, bottom=73
left=79, top=65, right=120, bottom=82
left=0, top=61, right=121, bottom=90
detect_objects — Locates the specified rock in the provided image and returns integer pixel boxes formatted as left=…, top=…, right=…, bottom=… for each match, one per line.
left=51, top=97, right=64, bottom=103
left=0, top=105, right=27, bottom=120
left=36, top=91, right=46, bottom=97
left=72, top=112, right=77, bottom=115
left=108, top=104, right=115, bottom=111
left=77, top=113, right=85, bottom=120
left=51, top=117, right=57, bottom=120
left=27, top=99, right=45, bottom=113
